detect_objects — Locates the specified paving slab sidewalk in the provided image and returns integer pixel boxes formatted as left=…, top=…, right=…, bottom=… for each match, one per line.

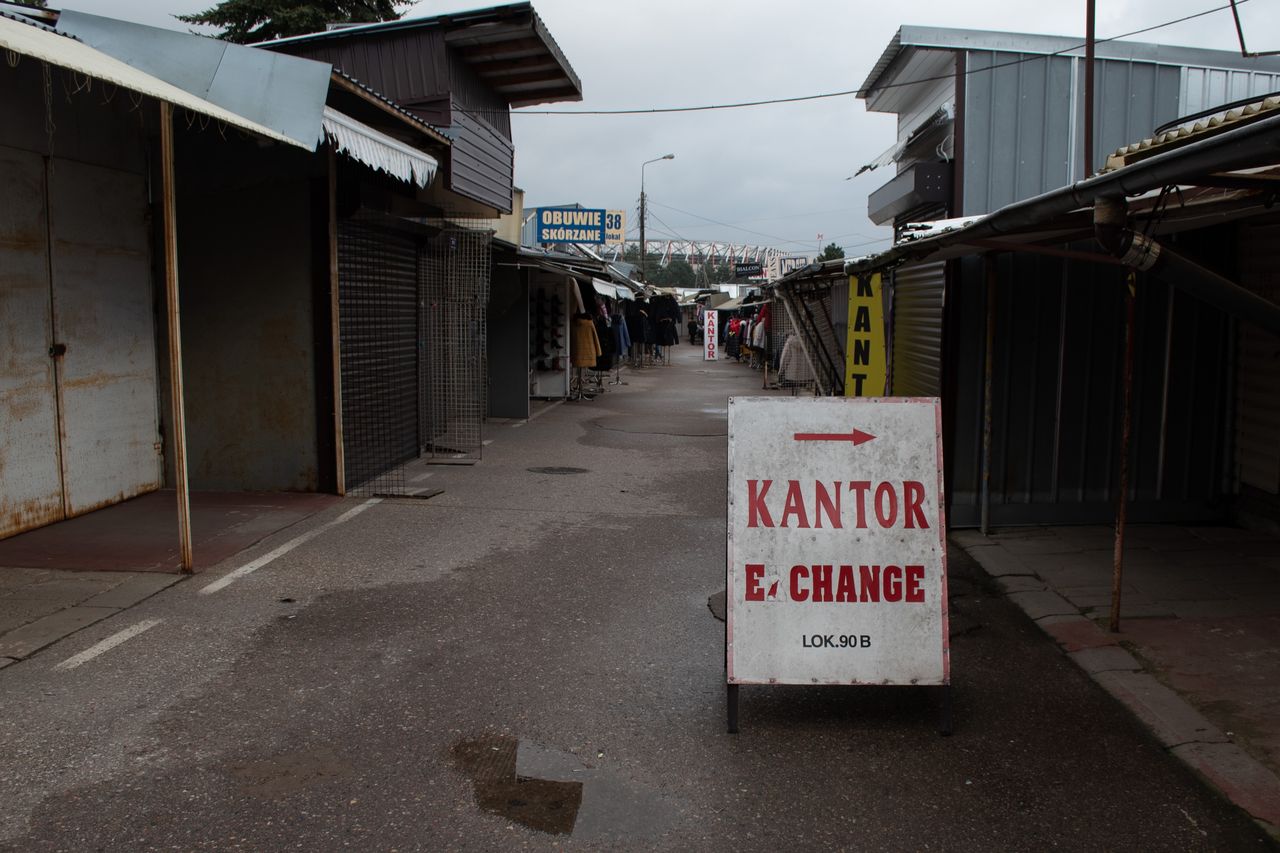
left=0, top=570, right=183, bottom=665
left=959, top=526, right=1280, bottom=834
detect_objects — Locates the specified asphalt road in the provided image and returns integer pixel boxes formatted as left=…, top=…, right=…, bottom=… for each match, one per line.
left=0, top=344, right=1272, bottom=851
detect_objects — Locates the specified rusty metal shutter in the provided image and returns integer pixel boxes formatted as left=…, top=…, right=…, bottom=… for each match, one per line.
left=1236, top=219, right=1280, bottom=494
left=337, top=219, right=421, bottom=494
left=891, top=261, right=946, bottom=396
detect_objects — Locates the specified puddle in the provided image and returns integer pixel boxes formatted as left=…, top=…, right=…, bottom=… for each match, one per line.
left=451, top=736, right=677, bottom=840
left=526, top=466, right=590, bottom=475
left=707, top=589, right=726, bottom=622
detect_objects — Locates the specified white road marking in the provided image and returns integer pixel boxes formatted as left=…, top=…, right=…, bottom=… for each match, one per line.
left=510, top=422, right=525, bottom=428
left=55, top=619, right=163, bottom=671
left=200, top=498, right=381, bottom=595
left=411, top=471, right=435, bottom=482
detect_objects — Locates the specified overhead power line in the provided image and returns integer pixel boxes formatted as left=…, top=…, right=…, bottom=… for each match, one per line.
left=513, top=1, right=1249, bottom=116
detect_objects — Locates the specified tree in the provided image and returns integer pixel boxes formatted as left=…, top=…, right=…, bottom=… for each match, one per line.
left=816, top=242, right=846, bottom=262
left=178, top=0, right=411, bottom=44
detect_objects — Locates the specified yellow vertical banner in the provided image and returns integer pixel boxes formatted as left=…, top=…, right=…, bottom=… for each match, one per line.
left=844, top=273, right=887, bottom=396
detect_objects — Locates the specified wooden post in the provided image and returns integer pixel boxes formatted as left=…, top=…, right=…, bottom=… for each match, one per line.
left=328, top=148, right=346, bottom=496
left=160, top=102, right=193, bottom=572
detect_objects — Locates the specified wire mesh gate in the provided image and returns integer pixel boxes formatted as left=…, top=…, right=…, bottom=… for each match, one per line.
left=420, top=228, right=491, bottom=462
left=337, top=218, right=491, bottom=496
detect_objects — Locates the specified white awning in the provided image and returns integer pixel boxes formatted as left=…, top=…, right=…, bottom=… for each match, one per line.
left=0, top=15, right=309, bottom=149
left=591, top=278, right=616, bottom=299
left=321, top=107, right=438, bottom=188
left=615, top=286, right=634, bottom=300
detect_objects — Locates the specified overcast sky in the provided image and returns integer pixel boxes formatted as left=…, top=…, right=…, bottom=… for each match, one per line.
left=54, top=0, right=1280, bottom=257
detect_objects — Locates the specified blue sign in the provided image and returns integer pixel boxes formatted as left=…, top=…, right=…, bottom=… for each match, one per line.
left=535, top=207, right=608, bottom=244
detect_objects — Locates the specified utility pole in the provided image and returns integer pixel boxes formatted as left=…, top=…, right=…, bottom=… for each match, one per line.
left=639, top=154, right=674, bottom=283
left=1084, top=0, right=1096, bottom=178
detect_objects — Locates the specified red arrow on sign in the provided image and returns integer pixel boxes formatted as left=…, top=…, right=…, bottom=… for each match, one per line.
left=793, top=428, right=876, bottom=446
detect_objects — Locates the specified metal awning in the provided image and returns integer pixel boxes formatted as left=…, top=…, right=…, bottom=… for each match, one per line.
left=0, top=14, right=308, bottom=149
left=321, top=107, right=438, bottom=187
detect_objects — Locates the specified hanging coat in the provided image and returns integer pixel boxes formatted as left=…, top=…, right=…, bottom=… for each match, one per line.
left=571, top=317, right=603, bottom=367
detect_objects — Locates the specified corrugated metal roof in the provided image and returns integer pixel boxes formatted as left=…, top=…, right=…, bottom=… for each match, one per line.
left=1105, top=95, right=1280, bottom=170
left=0, top=13, right=309, bottom=148
left=859, top=24, right=1280, bottom=100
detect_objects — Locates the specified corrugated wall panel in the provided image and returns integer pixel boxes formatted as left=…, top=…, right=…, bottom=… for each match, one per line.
left=964, top=52, right=1180, bottom=213
left=1236, top=218, right=1280, bottom=494
left=891, top=261, right=946, bottom=396
left=948, top=239, right=1232, bottom=527
left=449, top=110, right=514, bottom=212
left=1182, top=67, right=1280, bottom=115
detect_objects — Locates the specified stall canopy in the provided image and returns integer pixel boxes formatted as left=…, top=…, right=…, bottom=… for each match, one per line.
left=320, top=106, right=438, bottom=187
left=0, top=12, right=308, bottom=148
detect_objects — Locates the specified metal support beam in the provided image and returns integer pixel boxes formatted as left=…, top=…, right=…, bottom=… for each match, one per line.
left=160, top=101, right=193, bottom=573
left=1111, top=271, right=1137, bottom=633
left=328, top=148, right=346, bottom=496
left=981, top=254, right=997, bottom=535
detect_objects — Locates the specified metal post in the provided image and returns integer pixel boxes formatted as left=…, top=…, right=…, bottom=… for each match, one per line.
left=1084, top=0, right=1096, bottom=178
left=160, top=102, right=193, bottom=572
left=328, top=149, right=346, bottom=496
left=727, top=683, right=739, bottom=734
left=981, top=254, right=997, bottom=535
left=639, top=188, right=646, bottom=283
left=1111, top=271, right=1137, bottom=633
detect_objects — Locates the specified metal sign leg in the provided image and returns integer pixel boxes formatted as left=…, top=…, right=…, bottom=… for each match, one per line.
left=938, top=684, right=954, bottom=737
left=727, top=684, right=739, bottom=734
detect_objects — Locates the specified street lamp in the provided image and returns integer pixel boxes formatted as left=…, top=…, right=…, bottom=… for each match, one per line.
left=639, top=153, right=674, bottom=283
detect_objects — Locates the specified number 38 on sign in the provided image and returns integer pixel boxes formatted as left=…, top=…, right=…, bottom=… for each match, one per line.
left=725, top=396, right=950, bottom=733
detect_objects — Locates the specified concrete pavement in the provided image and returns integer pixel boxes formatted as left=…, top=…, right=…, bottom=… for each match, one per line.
left=0, top=344, right=1274, bottom=850
left=958, top=526, right=1280, bottom=834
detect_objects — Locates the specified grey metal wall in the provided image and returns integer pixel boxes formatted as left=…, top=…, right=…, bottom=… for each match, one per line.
left=948, top=243, right=1232, bottom=527
left=962, top=51, right=1181, bottom=214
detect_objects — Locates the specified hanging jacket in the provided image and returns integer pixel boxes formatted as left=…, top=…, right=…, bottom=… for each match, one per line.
left=612, top=313, right=631, bottom=352
left=571, top=317, right=603, bottom=367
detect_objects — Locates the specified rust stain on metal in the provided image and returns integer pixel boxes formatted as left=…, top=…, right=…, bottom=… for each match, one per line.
left=0, top=496, right=65, bottom=541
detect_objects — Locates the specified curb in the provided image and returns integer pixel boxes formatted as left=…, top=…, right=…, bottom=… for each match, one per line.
left=960, top=540, right=1280, bottom=834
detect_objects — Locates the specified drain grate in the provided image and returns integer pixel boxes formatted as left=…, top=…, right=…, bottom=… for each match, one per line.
left=526, top=466, right=590, bottom=475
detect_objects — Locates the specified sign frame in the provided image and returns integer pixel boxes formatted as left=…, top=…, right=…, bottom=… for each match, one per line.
left=703, top=308, right=719, bottom=360
left=724, top=395, right=951, bottom=734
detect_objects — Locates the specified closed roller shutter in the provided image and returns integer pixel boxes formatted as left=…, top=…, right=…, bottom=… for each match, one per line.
left=891, top=260, right=946, bottom=396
